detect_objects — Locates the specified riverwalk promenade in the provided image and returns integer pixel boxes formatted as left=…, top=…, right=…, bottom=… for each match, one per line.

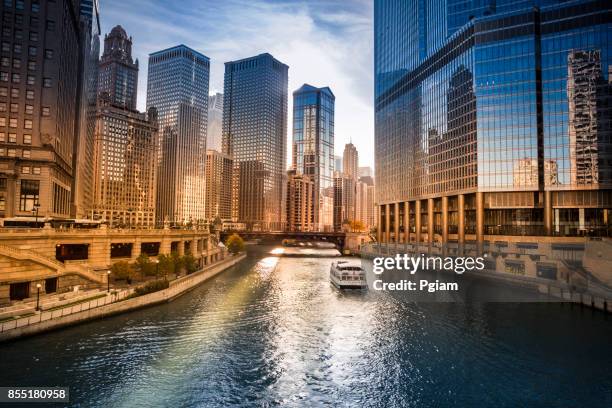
left=0, top=254, right=246, bottom=342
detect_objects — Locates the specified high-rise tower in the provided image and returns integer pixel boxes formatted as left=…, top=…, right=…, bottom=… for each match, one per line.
left=97, top=25, right=138, bottom=110
left=147, top=45, right=209, bottom=224
left=292, top=84, right=335, bottom=231
left=222, top=53, right=288, bottom=231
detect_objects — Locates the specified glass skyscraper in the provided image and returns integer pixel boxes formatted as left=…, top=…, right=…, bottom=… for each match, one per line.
left=222, top=53, right=288, bottom=231
left=147, top=45, right=209, bottom=224
left=292, top=84, right=335, bottom=231
left=374, top=0, right=612, bottom=243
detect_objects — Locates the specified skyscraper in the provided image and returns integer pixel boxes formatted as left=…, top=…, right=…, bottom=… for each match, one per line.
left=359, top=166, right=373, bottom=178
left=204, top=149, right=232, bottom=221
left=286, top=169, right=314, bottom=232
left=222, top=53, right=288, bottom=231
left=97, top=25, right=138, bottom=110
left=92, top=98, right=158, bottom=226
left=292, top=84, right=335, bottom=231
left=0, top=0, right=85, bottom=219
left=374, top=0, right=612, bottom=243
left=147, top=45, right=209, bottom=224
left=72, top=0, right=101, bottom=218
left=333, top=174, right=356, bottom=232
left=334, top=155, right=342, bottom=174
left=207, top=93, right=223, bottom=152
left=343, top=142, right=358, bottom=180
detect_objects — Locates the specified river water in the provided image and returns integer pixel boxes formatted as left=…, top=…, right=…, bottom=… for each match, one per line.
left=0, top=246, right=611, bottom=407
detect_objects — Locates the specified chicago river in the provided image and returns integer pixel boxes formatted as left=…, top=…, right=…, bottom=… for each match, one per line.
left=0, top=246, right=611, bottom=407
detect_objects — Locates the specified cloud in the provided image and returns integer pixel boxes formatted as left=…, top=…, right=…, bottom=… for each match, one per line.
left=100, top=0, right=374, bottom=168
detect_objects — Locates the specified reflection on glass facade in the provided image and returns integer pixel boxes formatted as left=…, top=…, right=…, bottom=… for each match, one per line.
left=223, top=53, right=288, bottom=231
left=147, top=45, right=209, bottom=224
left=375, top=0, right=612, bottom=242
left=292, top=84, right=335, bottom=231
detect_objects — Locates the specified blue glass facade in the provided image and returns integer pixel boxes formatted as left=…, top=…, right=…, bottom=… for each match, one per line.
left=292, top=84, right=335, bottom=231
left=222, top=53, right=288, bottom=231
left=375, top=0, right=612, bottom=242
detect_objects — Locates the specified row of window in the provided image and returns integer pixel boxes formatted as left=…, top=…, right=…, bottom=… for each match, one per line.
left=0, top=132, right=30, bottom=143
left=0, top=117, right=33, bottom=128
left=0, top=103, right=49, bottom=115
left=0, top=71, right=51, bottom=86
left=3, top=0, right=41, bottom=13
left=0, top=87, right=37, bottom=98
left=0, top=147, right=34, bottom=158
left=1, top=42, right=52, bottom=58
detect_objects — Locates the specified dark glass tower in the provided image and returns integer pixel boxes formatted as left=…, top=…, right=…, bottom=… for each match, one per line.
left=98, top=25, right=138, bottom=110
left=374, top=0, right=612, bottom=243
left=292, top=84, right=335, bottom=232
left=147, top=45, right=209, bottom=224
left=222, top=53, right=288, bottom=231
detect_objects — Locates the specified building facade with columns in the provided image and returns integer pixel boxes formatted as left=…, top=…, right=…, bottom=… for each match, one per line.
left=0, top=225, right=220, bottom=305
left=374, top=0, right=612, bottom=244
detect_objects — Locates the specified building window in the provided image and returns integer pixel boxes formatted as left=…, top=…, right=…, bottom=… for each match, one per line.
left=33, top=166, right=40, bottom=175
left=29, top=32, right=38, bottom=41
left=11, top=73, right=19, bottom=83
left=0, top=196, right=5, bottom=212
left=43, top=77, right=51, bottom=87
left=0, top=72, right=8, bottom=82
left=31, top=1, right=39, bottom=13
left=13, top=58, right=21, bottom=68
left=24, top=119, right=32, bottom=129
left=28, top=46, right=36, bottom=56
left=23, top=134, right=31, bottom=144
left=22, top=149, right=30, bottom=158
left=13, top=44, right=21, bottom=54
left=27, top=61, right=35, bottom=71
left=0, top=132, right=4, bottom=142
left=0, top=57, right=8, bottom=67
left=0, top=102, right=5, bottom=112
left=0, top=117, right=5, bottom=127
left=8, top=148, right=15, bottom=157
left=14, top=29, right=22, bottom=40
left=0, top=148, right=5, bottom=156
left=25, top=104, right=33, bottom=114
left=41, top=106, right=50, bottom=116
left=9, top=118, right=17, bottom=128
left=1, top=28, right=10, bottom=38
left=0, top=87, right=7, bottom=96
left=19, top=179, right=39, bottom=211
left=46, top=20, right=55, bottom=31
left=15, top=0, right=23, bottom=10
left=26, top=75, right=34, bottom=85
left=8, top=133, right=16, bottom=143
left=10, top=103, right=17, bottom=112
left=0, top=178, right=6, bottom=190
left=11, top=88, right=19, bottom=97
left=25, top=90, right=33, bottom=99
left=22, top=166, right=30, bottom=174
left=44, top=49, right=53, bottom=59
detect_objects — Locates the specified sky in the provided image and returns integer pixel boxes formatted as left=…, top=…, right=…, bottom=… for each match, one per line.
left=100, top=0, right=375, bottom=169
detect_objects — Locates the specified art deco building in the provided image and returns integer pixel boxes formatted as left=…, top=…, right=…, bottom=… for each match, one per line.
left=207, top=93, right=223, bottom=152
left=147, top=45, right=209, bottom=224
left=71, top=0, right=101, bottom=219
left=343, top=142, right=358, bottom=180
left=292, top=84, right=335, bottom=231
left=333, top=173, right=355, bottom=232
left=92, top=97, right=158, bottom=226
left=286, top=169, right=314, bottom=232
left=204, top=149, right=232, bottom=221
left=222, top=53, right=288, bottom=231
left=97, top=25, right=138, bottom=110
left=374, top=0, right=612, bottom=243
left=0, top=0, right=85, bottom=219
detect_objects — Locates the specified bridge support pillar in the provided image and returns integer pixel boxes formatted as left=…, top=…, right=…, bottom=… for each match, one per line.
left=415, top=200, right=421, bottom=243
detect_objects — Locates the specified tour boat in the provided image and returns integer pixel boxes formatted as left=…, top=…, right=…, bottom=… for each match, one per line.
left=330, top=261, right=368, bottom=289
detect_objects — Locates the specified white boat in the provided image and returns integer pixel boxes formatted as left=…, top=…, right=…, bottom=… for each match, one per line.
left=330, top=261, right=368, bottom=289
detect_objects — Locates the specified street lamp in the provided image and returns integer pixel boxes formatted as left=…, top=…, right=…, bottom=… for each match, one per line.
left=31, top=202, right=40, bottom=226
left=107, top=270, right=111, bottom=293
left=35, top=283, right=42, bottom=311
left=154, top=259, right=160, bottom=278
